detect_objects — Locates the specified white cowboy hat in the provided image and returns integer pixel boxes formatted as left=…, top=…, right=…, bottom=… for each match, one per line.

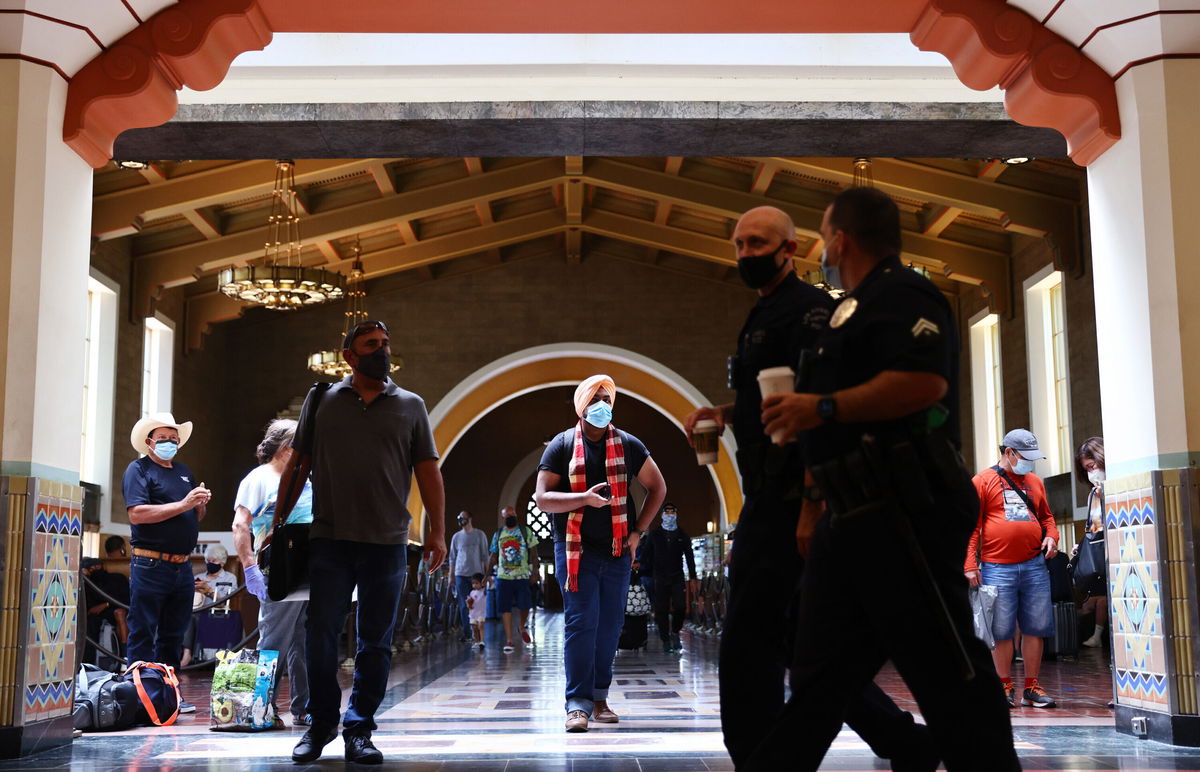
left=130, top=412, right=193, bottom=456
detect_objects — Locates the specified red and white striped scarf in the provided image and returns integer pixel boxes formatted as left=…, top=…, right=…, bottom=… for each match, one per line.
left=565, top=421, right=628, bottom=591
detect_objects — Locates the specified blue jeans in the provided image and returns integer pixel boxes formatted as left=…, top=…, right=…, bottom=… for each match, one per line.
left=126, top=555, right=195, bottom=668
left=981, top=555, right=1054, bottom=639
left=455, top=575, right=474, bottom=634
left=305, top=539, right=407, bottom=732
left=554, top=542, right=630, bottom=715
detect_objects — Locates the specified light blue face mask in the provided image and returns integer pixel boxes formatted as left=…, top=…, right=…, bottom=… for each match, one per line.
left=585, top=401, right=613, bottom=429
left=1013, top=457, right=1034, bottom=475
left=154, top=441, right=178, bottom=460
left=661, top=513, right=678, bottom=531
left=820, top=247, right=843, bottom=290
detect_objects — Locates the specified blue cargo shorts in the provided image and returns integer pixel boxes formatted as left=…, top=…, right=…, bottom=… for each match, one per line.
left=981, top=554, right=1055, bottom=640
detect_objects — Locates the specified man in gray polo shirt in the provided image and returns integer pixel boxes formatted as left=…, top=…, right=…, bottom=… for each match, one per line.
left=289, top=320, right=447, bottom=766
left=449, top=511, right=489, bottom=642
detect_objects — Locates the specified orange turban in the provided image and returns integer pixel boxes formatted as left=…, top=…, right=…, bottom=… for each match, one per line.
left=574, top=374, right=616, bottom=418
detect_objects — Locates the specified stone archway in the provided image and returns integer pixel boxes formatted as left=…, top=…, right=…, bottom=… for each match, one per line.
left=405, top=343, right=743, bottom=538
left=63, top=0, right=1119, bottom=169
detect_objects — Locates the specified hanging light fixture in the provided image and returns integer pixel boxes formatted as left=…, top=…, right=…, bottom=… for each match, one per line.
left=219, top=160, right=345, bottom=310
left=852, top=157, right=874, bottom=188
left=307, top=237, right=403, bottom=378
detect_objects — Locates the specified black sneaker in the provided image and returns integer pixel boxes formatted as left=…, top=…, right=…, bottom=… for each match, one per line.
left=1003, top=682, right=1015, bottom=708
left=177, top=701, right=196, bottom=714
left=1022, top=682, right=1056, bottom=708
left=291, top=724, right=338, bottom=763
left=344, top=731, right=384, bottom=765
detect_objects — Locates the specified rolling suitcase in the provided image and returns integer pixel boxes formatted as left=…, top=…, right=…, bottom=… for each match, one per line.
left=1048, top=601, right=1078, bottom=658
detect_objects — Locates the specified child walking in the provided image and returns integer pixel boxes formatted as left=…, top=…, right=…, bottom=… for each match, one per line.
left=467, top=573, right=487, bottom=649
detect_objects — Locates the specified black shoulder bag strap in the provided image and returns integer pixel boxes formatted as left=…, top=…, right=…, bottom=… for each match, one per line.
left=990, top=464, right=1046, bottom=557
left=271, top=381, right=331, bottom=536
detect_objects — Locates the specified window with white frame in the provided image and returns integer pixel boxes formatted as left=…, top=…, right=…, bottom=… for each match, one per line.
left=141, top=315, right=175, bottom=422
left=1024, top=268, right=1071, bottom=475
left=82, top=273, right=118, bottom=487
left=969, top=311, right=1004, bottom=471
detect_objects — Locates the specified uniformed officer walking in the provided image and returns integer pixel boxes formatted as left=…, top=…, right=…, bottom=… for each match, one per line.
left=685, top=205, right=938, bottom=770
left=749, top=189, right=1019, bottom=770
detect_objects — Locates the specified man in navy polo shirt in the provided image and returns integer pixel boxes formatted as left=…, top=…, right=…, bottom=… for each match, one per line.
left=121, top=412, right=210, bottom=681
left=286, top=320, right=447, bottom=766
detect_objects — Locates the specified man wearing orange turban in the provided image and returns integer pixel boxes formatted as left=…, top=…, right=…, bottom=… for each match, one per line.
left=535, top=374, right=666, bottom=733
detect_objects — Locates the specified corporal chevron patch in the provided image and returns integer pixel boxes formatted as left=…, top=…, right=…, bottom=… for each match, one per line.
left=911, top=318, right=940, bottom=337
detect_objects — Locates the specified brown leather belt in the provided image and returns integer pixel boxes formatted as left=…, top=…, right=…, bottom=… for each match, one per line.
left=131, top=547, right=191, bottom=564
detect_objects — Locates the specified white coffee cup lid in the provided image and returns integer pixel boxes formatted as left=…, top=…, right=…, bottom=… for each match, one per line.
left=757, top=366, right=795, bottom=379
left=694, top=419, right=719, bottom=430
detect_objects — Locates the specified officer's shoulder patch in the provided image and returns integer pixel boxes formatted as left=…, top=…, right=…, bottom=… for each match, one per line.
left=803, top=306, right=831, bottom=329
left=830, top=298, right=858, bottom=329
left=911, top=318, right=940, bottom=338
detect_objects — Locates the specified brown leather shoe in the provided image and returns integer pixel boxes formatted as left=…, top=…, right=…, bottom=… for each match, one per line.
left=592, top=700, right=619, bottom=723
left=565, top=710, right=589, bottom=732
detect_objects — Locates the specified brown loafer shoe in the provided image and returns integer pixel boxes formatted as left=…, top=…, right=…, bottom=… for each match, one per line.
left=592, top=700, right=619, bottom=723
left=565, top=710, right=589, bottom=732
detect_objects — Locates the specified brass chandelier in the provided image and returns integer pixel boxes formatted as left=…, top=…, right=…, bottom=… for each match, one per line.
left=307, top=238, right=403, bottom=378
left=218, top=160, right=345, bottom=310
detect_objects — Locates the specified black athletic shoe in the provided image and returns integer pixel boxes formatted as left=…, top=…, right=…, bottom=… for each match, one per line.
left=291, top=724, right=338, bottom=763
left=344, top=731, right=384, bottom=765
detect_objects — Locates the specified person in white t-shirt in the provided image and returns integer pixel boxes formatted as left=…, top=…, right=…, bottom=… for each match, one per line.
left=232, top=418, right=315, bottom=726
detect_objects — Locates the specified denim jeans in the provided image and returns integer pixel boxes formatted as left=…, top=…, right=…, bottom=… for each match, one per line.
left=981, top=554, right=1055, bottom=639
left=126, top=555, right=195, bottom=668
left=305, top=539, right=407, bottom=732
left=258, top=598, right=308, bottom=717
left=554, top=542, right=630, bottom=715
left=455, top=575, right=474, bottom=634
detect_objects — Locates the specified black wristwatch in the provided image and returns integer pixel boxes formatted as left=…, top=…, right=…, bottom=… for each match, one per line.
left=816, top=394, right=838, bottom=423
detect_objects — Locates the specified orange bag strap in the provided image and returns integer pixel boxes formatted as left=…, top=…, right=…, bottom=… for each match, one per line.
left=127, top=661, right=180, bottom=726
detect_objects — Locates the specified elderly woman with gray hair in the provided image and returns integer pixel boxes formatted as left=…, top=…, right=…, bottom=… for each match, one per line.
left=232, top=418, right=315, bottom=726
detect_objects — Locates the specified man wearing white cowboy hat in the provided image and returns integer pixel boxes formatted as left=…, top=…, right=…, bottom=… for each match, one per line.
left=121, top=412, right=211, bottom=685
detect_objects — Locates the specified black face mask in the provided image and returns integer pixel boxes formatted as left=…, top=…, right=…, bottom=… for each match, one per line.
left=737, top=240, right=788, bottom=289
left=354, top=348, right=390, bottom=381
left=504, top=516, right=518, bottom=529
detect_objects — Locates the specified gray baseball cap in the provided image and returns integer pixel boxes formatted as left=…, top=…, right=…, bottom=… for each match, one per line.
left=1002, top=428, right=1046, bottom=460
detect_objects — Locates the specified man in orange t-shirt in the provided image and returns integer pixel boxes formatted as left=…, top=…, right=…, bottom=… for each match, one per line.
left=965, top=429, right=1060, bottom=709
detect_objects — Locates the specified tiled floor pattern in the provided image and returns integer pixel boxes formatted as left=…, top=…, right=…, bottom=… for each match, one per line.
left=6, top=613, right=1200, bottom=769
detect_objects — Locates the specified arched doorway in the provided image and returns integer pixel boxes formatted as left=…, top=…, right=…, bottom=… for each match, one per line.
left=407, top=343, right=742, bottom=537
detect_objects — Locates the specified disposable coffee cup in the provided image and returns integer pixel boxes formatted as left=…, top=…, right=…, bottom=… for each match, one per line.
left=693, top=419, right=720, bottom=465
left=757, top=366, right=797, bottom=445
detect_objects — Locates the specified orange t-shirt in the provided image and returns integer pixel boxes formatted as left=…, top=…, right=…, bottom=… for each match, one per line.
left=964, top=467, right=1060, bottom=571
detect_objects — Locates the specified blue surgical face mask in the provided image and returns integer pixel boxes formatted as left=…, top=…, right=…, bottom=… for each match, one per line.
left=661, top=513, right=678, bottom=531
left=1013, top=457, right=1034, bottom=475
left=585, top=401, right=613, bottom=429
left=153, top=441, right=178, bottom=460
left=820, top=247, right=843, bottom=290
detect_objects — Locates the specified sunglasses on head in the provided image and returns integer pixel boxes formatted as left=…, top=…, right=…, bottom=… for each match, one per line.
left=344, top=320, right=389, bottom=348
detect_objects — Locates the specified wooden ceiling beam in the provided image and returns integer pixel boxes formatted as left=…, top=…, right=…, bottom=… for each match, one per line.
left=182, top=207, right=222, bottom=240
left=922, top=205, right=962, bottom=237
left=93, top=158, right=393, bottom=240
left=762, top=156, right=1079, bottom=270
left=368, top=161, right=397, bottom=195
left=184, top=291, right=245, bottom=351
left=134, top=158, right=565, bottom=288
left=583, top=158, right=1011, bottom=312
left=750, top=161, right=778, bottom=195
left=329, top=209, right=564, bottom=281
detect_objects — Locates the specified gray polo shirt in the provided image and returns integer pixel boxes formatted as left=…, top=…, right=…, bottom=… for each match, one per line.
left=309, top=377, right=438, bottom=544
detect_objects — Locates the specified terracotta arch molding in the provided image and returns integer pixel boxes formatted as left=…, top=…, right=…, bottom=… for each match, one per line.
left=63, top=0, right=271, bottom=169
left=911, top=0, right=1119, bottom=166
left=63, top=0, right=1118, bottom=169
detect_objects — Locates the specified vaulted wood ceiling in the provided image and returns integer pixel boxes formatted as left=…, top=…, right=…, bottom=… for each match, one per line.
left=92, top=155, right=1086, bottom=350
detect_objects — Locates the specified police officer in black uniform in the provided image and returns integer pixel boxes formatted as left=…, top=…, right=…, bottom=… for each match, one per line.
left=685, top=205, right=938, bottom=771
left=749, top=189, right=1019, bottom=771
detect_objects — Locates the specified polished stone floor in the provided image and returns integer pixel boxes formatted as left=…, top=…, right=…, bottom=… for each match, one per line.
left=8, top=612, right=1200, bottom=770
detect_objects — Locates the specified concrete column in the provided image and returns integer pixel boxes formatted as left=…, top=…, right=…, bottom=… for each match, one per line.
left=1087, top=59, right=1200, bottom=746
left=0, top=60, right=91, bottom=757
left=0, top=60, right=93, bottom=482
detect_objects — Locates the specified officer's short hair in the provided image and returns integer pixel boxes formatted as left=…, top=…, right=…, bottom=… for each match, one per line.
left=828, top=187, right=902, bottom=258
